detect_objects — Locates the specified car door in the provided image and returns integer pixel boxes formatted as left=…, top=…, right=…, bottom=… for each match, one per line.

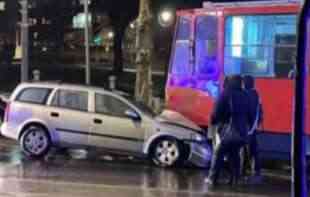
left=48, top=89, right=91, bottom=146
left=89, top=92, right=145, bottom=153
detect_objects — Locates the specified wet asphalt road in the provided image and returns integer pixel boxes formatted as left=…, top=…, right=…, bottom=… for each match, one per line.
left=0, top=138, right=304, bottom=197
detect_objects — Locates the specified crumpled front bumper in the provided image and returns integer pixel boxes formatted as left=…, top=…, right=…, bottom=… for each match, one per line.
left=186, top=141, right=212, bottom=168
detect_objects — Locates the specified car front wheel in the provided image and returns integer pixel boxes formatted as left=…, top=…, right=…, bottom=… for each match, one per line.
left=151, top=137, right=185, bottom=167
left=20, top=125, right=51, bottom=158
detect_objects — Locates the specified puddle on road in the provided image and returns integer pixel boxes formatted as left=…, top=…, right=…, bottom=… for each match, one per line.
left=67, top=149, right=88, bottom=160
left=0, top=149, right=24, bottom=165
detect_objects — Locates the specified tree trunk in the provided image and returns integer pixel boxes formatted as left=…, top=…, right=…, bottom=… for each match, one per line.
left=135, top=0, right=153, bottom=107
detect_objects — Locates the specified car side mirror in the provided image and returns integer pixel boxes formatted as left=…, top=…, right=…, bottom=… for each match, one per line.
left=125, top=109, right=141, bottom=121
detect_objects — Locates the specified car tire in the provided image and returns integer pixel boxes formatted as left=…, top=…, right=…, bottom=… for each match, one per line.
left=150, top=137, right=185, bottom=168
left=20, top=125, right=51, bottom=158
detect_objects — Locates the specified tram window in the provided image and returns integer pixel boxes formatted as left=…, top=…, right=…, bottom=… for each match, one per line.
left=170, top=16, right=192, bottom=75
left=224, top=15, right=297, bottom=78
left=176, top=17, right=190, bottom=40
left=195, top=16, right=218, bottom=76
left=274, top=34, right=297, bottom=77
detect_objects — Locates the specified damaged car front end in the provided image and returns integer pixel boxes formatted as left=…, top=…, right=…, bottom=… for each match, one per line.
left=146, top=110, right=212, bottom=168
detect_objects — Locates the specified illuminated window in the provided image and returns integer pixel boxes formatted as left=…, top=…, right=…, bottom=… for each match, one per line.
left=195, top=16, right=218, bottom=76
left=224, top=15, right=297, bottom=78
left=232, top=17, right=243, bottom=57
left=73, top=13, right=92, bottom=29
left=170, top=16, right=192, bottom=75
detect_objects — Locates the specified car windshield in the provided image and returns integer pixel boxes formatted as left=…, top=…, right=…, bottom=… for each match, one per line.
left=126, top=97, right=157, bottom=117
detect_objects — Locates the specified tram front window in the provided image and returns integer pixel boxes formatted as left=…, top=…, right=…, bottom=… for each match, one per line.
left=194, top=15, right=219, bottom=98
left=170, top=16, right=192, bottom=76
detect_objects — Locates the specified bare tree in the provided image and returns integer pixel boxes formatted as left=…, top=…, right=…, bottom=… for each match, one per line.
left=135, top=0, right=153, bottom=106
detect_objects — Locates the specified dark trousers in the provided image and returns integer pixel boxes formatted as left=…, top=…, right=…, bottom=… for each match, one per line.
left=245, top=133, right=261, bottom=176
left=208, top=138, right=245, bottom=184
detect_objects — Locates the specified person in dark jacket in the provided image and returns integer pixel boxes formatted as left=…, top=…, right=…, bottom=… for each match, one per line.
left=242, top=75, right=263, bottom=182
left=205, top=75, right=254, bottom=187
left=208, top=76, right=230, bottom=148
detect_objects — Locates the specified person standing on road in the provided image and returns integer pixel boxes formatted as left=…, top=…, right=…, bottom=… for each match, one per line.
left=242, top=75, right=263, bottom=183
left=208, top=76, right=230, bottom=149
left=205, top=75, right=254, bottom=188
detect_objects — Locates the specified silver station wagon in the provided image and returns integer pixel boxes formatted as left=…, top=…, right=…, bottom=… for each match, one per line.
left=1, top=82, right=211, bottom=167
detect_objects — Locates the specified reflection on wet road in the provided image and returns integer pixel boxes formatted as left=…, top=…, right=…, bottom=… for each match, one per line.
left=0, top=138, right=299, bottom=197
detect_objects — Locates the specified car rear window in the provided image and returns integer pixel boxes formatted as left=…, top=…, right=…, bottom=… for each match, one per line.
left=16, top=88, right=52, bottom=105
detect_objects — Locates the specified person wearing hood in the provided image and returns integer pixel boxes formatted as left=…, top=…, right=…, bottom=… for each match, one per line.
left=242, top=75, right=263, bottom=183
left=205, top=75, right=254, bottom=188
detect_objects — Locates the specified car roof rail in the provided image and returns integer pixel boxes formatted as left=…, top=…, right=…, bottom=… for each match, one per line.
left=21, top=81, right=107, bottom=91
left=34, top=80, right=63, bottom=84
left=20, top=80, right=61, bottom=83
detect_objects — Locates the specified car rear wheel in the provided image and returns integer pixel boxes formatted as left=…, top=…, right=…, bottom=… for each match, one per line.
left=151, top=137, right=185, bottom=167
left=20, top=125, right=51, bottom=158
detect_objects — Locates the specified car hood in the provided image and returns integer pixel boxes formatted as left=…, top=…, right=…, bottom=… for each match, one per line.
left=156, top=110, right=203, bottom=133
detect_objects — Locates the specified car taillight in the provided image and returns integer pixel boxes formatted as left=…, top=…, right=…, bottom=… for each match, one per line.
left=4, top=102, right=10, bottom=123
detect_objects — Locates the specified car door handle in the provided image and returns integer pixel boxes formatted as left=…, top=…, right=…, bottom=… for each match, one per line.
left=51, top=112, right=59, bottom=117
left=93, top=118, right=102, bottom=124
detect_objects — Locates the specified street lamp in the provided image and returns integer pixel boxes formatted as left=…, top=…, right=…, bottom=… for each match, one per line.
left=84, top=0, right=90, bottom=85
left=158, top=9, right=175, bottom=27
left=0, top=2, right=5, bottom=11
left=129, top=22, right=135, bottom=29
left=20, top=0, right=29, bottom=82
left=108, top=31, right=114, bottom=39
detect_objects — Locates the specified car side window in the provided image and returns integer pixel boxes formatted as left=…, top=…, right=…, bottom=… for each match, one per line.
left=95, top=94, right=132, bottom=117
left=51, top=90, right=88, bottom=112
left=16, top=88, right=52, bottom=105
